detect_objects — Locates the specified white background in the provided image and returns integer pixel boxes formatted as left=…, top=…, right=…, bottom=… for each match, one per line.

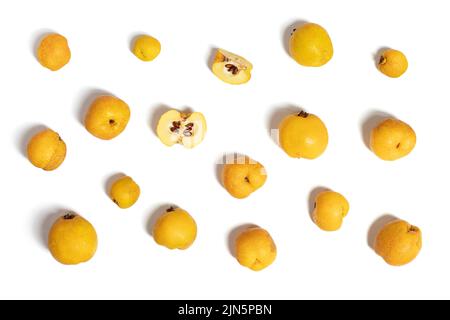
left=0, top=0, right=449, bottom=300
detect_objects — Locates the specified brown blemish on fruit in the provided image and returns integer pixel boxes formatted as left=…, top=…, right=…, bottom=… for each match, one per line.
left=109, top=119, right=116, bottom=126
left=408, top=225, right=419, bottom=233
left=244, top=177, right=250, bottom=183
left=396, top=143, right=401, bottom=149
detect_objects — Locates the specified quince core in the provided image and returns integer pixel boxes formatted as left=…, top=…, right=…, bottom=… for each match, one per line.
left=211, top=49, right=253, bottom=85
left=156, top=109, right=206, bottom=148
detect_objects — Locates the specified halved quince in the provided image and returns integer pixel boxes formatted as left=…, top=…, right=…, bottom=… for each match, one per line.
left=156, top=110, right=206, bottom=148
left=211, top=49, right=253, bottom=85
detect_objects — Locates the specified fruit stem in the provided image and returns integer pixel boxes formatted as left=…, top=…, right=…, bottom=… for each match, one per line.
left=298, top=110, right=309, bottom=118
left=408, top=225, right=419, bottom=233
left=180, top=113, right=191, bottom=120
left=167, top=206, right=176, bottom=212
left=379, top=56, right=387, bottom=65
left=63, top=212, right=76, bottom=220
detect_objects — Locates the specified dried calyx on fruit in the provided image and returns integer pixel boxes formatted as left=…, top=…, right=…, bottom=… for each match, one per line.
left=278, top=109, right=328, bottom=159
left=377, top=49, right=408, bottom=78
left=156, top=109, right=207, bottom=148
left=63, top=212, right=76, bottom=220
left=298, top=110, right=309, bottom=118
left=211, top=49, right=253, bottom=85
